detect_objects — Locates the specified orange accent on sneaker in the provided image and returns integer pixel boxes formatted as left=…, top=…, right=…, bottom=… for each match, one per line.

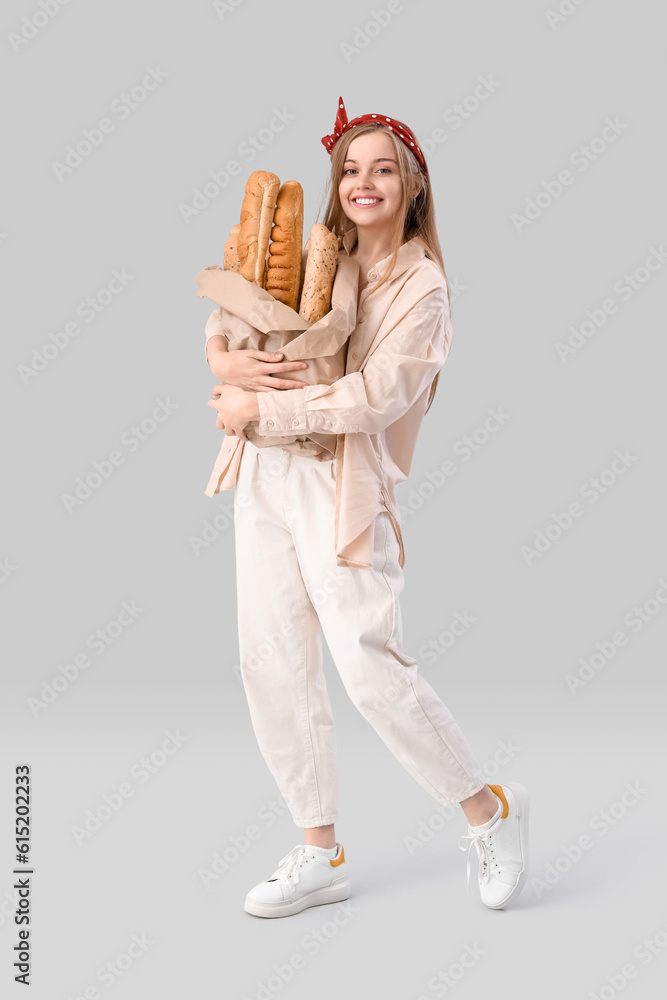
left=488, top=784, right=509, bottom=819
left=330, top=845, right=345, bottom=867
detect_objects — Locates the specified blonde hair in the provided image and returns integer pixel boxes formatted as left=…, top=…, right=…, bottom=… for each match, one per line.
left=316, top=121, right=450, bottom=414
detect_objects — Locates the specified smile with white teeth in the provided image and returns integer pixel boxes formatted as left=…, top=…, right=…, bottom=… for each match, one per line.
left=353, top=197, right=382, bottom=205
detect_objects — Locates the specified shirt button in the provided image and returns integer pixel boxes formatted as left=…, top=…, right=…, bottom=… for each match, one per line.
left=267, top=420, right=274, bottom=428
left=292, top=418, right=299, bottom=427
left=352, top=352, right=360, bottom=359
left=369, top=269, right=377, bottom=279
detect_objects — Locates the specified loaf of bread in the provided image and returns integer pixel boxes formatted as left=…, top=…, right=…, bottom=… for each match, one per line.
left=223, top=223, right=241, bottom=272
left=265, top=180, right=303, bottom=312
left=223, top=172, right=337, bottom=321
left=298, top=224, right=338, bottom=324
left=237, top=170, right=280, bottom=286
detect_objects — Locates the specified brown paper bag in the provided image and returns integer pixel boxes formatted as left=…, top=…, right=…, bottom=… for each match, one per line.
left=195, top=253, right=360, bottom=456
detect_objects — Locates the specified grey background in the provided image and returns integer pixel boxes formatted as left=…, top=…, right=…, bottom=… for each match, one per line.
left=2, top=0, right=666, bottom=996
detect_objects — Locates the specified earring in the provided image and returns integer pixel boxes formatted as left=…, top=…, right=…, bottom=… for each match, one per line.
left=411, top=197, right=416, bottom=209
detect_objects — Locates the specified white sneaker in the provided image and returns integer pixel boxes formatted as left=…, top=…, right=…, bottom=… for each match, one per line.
left=244, top=842, right=351, bottom=918
left=458, top=782, right=530, bottom=909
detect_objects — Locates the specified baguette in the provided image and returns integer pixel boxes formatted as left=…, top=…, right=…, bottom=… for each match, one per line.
left=298, top=224, right=338, bottom=324
left=223, top=223, right=241, bottom=272
left=238, top=170, right=280, bottom=286
left=265, top=180, right=303, bottom=311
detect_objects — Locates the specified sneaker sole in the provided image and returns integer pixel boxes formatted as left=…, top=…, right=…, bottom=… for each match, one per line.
left=244, top=876, right=351, bottom=918
left=483, top=782, right=530, bottom=910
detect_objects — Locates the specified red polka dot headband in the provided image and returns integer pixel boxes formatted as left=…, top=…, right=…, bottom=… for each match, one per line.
left=321, top=95, right=426, bottom=172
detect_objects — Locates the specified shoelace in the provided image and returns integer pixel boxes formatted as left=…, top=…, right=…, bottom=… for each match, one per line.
left=271, top=845, right=313, bottom=886
left=458, top=832, right=494, bottom=894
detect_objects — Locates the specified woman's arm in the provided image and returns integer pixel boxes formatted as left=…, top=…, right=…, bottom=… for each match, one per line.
left=204, top=307, right=228, bottom=376
left=254, top=288, right=451, bottom=437
left=204, top=306, right=310, bottom=390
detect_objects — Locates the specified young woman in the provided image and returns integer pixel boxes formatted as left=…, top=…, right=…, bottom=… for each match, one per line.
left=205, top=97, right=530, bottom=917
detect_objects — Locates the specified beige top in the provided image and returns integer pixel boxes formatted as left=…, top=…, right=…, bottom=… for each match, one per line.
left=202, top=225, right=452, bottom=569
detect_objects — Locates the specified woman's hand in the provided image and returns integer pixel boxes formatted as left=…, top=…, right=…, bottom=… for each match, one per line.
left=212, top=347, right=309, bottom=392
left=207, top=384, right=260, bottom=441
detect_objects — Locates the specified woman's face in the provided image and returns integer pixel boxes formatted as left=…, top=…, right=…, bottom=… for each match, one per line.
left=338, top=130, right=408, bottom=237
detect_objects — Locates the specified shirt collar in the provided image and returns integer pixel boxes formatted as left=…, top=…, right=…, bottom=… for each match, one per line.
left=340, top=225, right=425, bottom=283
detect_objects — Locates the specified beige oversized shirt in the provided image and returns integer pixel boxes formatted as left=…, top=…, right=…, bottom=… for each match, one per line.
left=202, top=225, right=453, bottom=569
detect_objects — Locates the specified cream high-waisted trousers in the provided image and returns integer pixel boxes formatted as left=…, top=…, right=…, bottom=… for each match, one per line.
left=233, top=440, right=486, bottom=828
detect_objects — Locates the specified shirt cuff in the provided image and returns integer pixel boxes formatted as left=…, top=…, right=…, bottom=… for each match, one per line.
left=257, top=388, right=307, bottom=436
left=204, top=308, right=226, bottom=367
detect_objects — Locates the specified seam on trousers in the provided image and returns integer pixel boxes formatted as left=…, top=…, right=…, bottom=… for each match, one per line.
left=295, top=556, right=325, bottom=829
left=378, top=511, right=483, bottom=790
